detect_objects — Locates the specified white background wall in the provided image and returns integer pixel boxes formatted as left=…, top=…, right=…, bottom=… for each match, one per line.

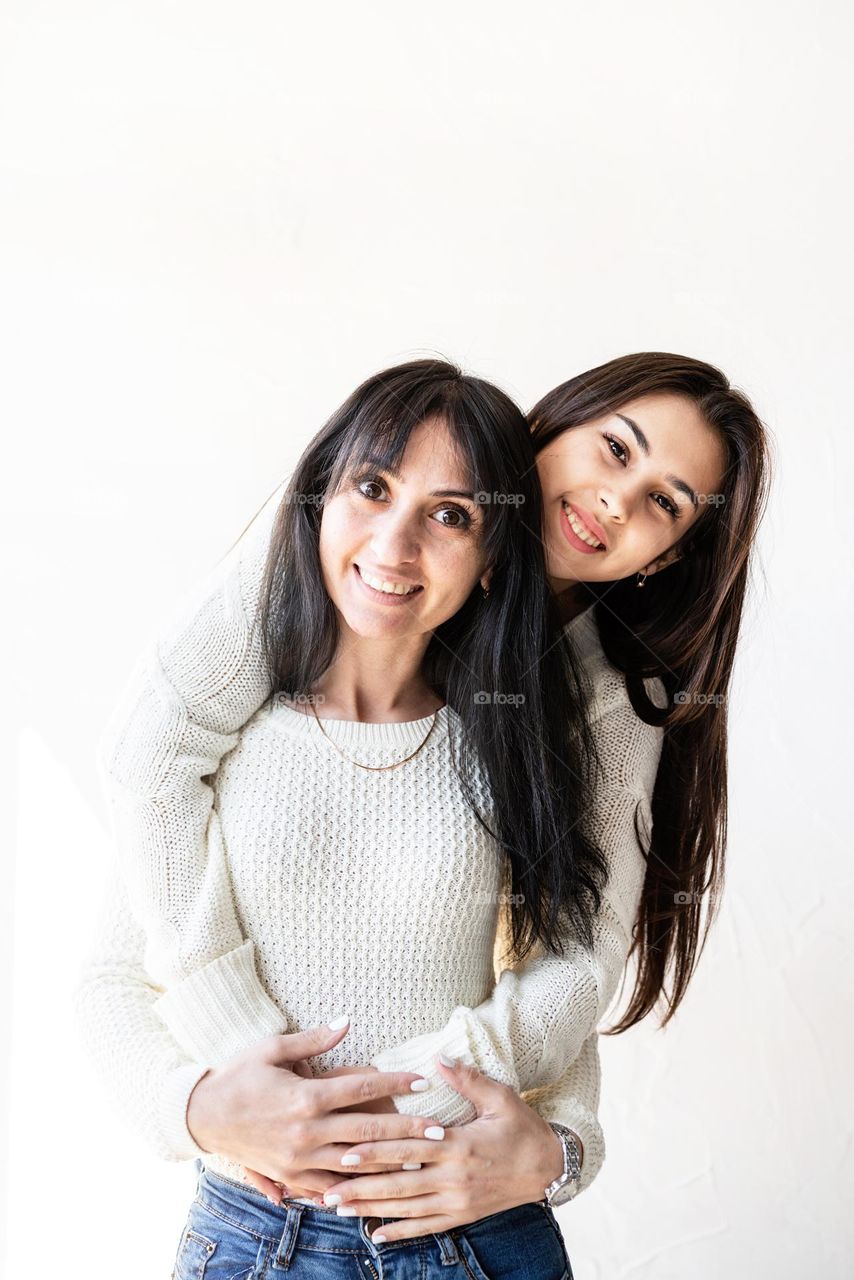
left=2, top=2, right=852, bottom=1277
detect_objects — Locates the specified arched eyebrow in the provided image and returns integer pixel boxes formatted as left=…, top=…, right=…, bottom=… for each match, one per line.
left=360, top=456, right=476, bottom=501
left=614, top=414, right=699, bottom=507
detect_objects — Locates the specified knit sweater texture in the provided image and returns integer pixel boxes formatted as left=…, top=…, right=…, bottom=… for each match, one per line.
left=74, top=483, right=666, bottom=1198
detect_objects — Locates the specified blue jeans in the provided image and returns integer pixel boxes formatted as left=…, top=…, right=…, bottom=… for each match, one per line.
left=171, top=1158, right=574, bottom=1279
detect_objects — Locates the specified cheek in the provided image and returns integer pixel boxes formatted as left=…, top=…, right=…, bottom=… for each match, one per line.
left=319, top=501, right=360, bottom=556
left=426, top=537, right=483, bottom=599
left=538, top=439, right=588, bottom=500
left=627, top=517, right=679, bottom=568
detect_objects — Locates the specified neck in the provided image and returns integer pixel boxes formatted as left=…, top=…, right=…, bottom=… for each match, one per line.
left=308, top=625, right=441, bottom=722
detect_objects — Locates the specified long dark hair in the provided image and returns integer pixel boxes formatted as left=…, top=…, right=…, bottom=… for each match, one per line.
left=253, top=359, right=608, bottom=962
left=529, top=352, right=773, bottom=1032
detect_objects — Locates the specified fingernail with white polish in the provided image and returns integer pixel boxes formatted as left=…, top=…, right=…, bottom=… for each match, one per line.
left=324, top=1193, right=343, bottom=1205
left=340, top=1153, right=361, bottom=1166
left=402, top=1162, right=421, bottom=1170
left=424, top=1125, right=445, bottom=1140
left=410, top=1078, right=430, bottom=1091
left=437, top=1053, right=456, bottom=1068
left=336, top=1205, right=359, bottom=1216
left=328, top=1013, right=351, bottom=1029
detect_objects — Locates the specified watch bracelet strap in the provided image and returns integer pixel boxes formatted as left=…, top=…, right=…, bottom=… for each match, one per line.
left=543, top=1121, right=582, bottom=1203
left=550, top=1121, right=583, bottom=1170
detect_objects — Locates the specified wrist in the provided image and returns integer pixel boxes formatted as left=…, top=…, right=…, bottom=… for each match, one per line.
left=186, top=1068, right=217, bottom=1153
left=542, top=1122, right=584, bottom=1207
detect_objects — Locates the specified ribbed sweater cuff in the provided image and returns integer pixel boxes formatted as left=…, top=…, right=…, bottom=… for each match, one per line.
left=153, top=940, right=288, bottom=1064
left=160, top=1061, right=215, bottom=1161
left=534, top=1095, right=606, bottom=1197
left=370, top=1013, right=516, bottom=1128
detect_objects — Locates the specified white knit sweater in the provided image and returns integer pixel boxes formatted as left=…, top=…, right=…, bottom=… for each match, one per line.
left=74, top=484, right=666, bottom=1198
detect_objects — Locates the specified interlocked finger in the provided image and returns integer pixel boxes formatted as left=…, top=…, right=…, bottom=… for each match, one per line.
left=333, top=1192, right=442, bottom=1221
left=331, top=1134, right=449, bottom=1170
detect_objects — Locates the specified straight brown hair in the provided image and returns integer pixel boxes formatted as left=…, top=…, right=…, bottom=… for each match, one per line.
left=530, top=352, right=773, bottom=1032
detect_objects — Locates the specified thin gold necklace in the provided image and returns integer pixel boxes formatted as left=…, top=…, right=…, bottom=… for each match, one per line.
left=308, top=698, right=441, bottom=771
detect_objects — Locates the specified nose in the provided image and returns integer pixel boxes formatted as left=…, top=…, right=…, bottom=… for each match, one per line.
left=596, top=485, right=627, bottom=524
left=369, top=507, right=420, bottom=565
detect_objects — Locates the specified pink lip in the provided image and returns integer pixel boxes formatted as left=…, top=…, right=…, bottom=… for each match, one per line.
left=567, top=503, right=608, bottom=547
left=358, top=564, right=423, bottom=589
left=353, top=563, right=424, bottom=607
left=560, top=504, right=607, bottom=555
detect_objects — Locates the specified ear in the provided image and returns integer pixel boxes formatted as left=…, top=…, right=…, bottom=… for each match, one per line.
left=480, top=570, right=493, bottom=593
left=642, top=545, right=683, bottom=577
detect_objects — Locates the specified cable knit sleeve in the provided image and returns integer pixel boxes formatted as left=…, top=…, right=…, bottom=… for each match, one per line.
left=369, top=694, right=664, bottom=1129
left=71, top=853, right=607, bottom=1193
left=95, top=484, right=289, bottom=1062
left=522, top=1033, right=605, bottom=1197
left=71, top=859, right=213, bottom=1163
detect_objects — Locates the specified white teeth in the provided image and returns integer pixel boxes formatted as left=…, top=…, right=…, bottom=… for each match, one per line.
left=564, top=503, right=604, bottom=548
left=359, top=568, right=420, bottom=595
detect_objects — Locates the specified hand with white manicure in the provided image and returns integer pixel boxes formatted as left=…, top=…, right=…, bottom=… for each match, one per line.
left=316, top=1054, right=580, bottom=1243
left=185, top=1015, right=441, bottom=1205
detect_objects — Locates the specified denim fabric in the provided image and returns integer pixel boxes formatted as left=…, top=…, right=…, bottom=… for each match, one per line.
left=170, top=1158, right=574, bottom=1279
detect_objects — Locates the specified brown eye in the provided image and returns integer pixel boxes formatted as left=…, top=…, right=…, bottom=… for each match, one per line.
left=654, top=493, right=680, bottom=519
left=356, top=476, right=385, bottom=501
left=433, top=505, right=473, bottom=530
left=604, top=433, right=628, bottom=463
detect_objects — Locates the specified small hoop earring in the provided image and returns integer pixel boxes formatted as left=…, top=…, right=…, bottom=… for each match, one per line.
left=636, top=572, right=647, bottom=588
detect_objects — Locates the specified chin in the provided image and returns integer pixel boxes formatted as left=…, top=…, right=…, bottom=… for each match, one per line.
left=342, top=608, right=415, bottom=637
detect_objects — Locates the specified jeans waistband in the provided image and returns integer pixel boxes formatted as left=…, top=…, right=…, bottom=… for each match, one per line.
left=192, top=1158, right=472, bottom=1265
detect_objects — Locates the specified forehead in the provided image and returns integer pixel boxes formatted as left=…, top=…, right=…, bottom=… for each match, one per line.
left=341, top=412, right=471, bottom=485
left=615, top=391, right=705, bottom=434
left=397, top=416, right=472, bottom=478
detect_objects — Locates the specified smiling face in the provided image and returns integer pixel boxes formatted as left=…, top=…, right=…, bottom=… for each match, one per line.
left=536, top=391, right=729, bottom=589
left=318, top=415, right=490, bottom=642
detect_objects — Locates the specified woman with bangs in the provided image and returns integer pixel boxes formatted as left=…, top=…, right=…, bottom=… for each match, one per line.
left=75, top=354, right=770, bottom=1280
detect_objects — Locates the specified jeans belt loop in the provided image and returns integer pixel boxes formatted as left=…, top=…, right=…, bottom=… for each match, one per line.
left=272, top=1202, right=306, bottom=1271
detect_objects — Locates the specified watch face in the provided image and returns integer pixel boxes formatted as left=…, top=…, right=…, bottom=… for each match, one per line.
left=549, top=1179, right=577, bottom=1207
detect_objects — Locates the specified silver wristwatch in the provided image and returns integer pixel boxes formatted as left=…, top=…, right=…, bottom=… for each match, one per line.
left=542, top=1122, right=582, bottom=1207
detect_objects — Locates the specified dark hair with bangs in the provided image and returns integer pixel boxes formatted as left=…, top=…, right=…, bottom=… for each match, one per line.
left=255, top=358, right=608, bottom=962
